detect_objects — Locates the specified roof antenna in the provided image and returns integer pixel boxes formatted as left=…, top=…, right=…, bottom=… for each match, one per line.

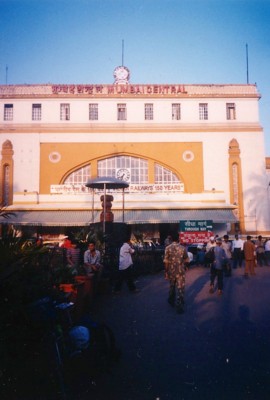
left=246, top=43, right=249, bottom=84
left=122, top=39, right=124, bottom=66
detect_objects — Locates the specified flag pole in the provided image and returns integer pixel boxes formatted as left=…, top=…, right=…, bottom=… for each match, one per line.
left=122, top=39, right=124, bottom=66
left=246, top=43, right=249, bottom=84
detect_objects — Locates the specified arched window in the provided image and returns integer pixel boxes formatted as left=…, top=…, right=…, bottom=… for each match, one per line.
left=3, top=164, right=10, bottom=206
left=98, top=156, right=148, bottom=184
left=232, top=163, right=239, bottom=207
left=62, top=156, right=184, bottom=192
left=1, top=140, right=14, bottom=206
left=154, top=164, right=181, bottom=184
left=64, top=165, right=91, bottom=184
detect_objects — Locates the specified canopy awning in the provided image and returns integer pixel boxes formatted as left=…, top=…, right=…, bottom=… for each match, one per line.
left=85, top=176, right=129, bottom=189
left=0, top=208, right=238, bottom=226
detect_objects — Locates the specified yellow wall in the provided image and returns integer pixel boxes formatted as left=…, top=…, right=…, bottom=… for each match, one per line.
left=40, top=142, right=204, bottom=194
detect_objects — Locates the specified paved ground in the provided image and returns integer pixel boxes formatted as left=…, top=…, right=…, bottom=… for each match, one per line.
left=72, top=265, right=270, bottom=400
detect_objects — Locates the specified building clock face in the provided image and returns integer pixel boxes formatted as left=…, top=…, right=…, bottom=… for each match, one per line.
left=116, top=168, right=131, bottom=181
left=114, top=66, right=130, bottom=83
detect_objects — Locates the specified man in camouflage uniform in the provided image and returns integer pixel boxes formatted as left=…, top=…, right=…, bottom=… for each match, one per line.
left=163, top=232, right=189, bottom=314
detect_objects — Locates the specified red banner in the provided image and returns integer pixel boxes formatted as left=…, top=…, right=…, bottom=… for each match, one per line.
left=180, top=231, right=212, bottom=244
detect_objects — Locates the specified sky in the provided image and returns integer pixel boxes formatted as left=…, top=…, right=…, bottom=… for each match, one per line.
left=1, top=0, right=270, bottom=153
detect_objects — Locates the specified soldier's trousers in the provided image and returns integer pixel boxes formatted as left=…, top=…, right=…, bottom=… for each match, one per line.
left=168, top=273, right=185, bottom=306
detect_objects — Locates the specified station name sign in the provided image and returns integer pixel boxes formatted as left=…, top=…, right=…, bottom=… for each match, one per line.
left=51, top=84, right=186, bottom=96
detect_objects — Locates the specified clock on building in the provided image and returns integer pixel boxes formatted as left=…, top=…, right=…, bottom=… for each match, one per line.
left=116, top=168, right=131, bottom=182
left=113, top=66, right=130, bottom=84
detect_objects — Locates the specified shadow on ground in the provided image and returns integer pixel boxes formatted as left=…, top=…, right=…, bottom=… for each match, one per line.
left=3, top=266, right=270, bottom=400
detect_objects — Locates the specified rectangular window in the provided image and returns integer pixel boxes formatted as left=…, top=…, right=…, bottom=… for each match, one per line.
left=226, top=103, right=236, bottom=120
left=117, top=103, right=126, bottom=120
left=89, top=103, right=98, bottom=120
left=32, top=104, right=42, bottom=121
left=172, top=103, right=181, bottom=120
left=199, top=103, right=208, bottom=120
left=4, top=104, right=13, bottom=121
left=145, top=103, right=153, bottom=120
left=60, top=103, right=70, bottom=120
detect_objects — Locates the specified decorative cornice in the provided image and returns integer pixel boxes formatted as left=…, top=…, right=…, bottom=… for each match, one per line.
left=0, top=122, right=263, bottom=134
left=0, top=83, right=260, bottom=99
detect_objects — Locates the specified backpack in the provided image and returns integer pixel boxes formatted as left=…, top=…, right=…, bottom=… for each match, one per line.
left=74, top=316, right=121, bottom=371
left=205, top=247, right=215, bottom=263
left=64, top=318, right=121, bottom=386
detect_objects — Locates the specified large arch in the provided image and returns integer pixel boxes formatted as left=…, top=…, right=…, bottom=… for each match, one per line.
left=62, top=154, right=185, bottom=191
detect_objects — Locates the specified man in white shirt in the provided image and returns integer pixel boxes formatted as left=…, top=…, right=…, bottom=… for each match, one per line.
left=114, top=237, right=138, bottom=293
left=264, top=238, right=270, bottom=266
left=206, top=236, right=216, bottom=252
left=232, top=234, right=244, bottom=269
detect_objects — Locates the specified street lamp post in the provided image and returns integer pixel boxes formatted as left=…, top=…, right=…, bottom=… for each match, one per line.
left=85, top=177, right=129, bottom=235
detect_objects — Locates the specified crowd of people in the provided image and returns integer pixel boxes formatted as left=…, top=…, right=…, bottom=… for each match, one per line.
left=163, top=232, right=270, bottom=315
left=35, top=231, right=270, bottom=317
left=38, top=234, right=140, bottom=295
left=193, top=233, right=270, bottom=271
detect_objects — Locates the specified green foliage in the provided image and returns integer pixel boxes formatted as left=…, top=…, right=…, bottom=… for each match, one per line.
left=0, top=230, right=48, bottom=277
left=0, top=230, right=52, bottom=308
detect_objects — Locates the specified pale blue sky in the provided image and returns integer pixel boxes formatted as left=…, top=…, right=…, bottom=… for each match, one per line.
left=1, top=0, right=270, bottom=153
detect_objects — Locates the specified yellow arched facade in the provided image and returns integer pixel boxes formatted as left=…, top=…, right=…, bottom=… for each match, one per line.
left=40, top=142, right=204, bottom=194
left=62, top=154, right=183, bottom=188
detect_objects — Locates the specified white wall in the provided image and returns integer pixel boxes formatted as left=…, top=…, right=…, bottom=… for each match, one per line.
left=0, top=96, right=260, bottom=124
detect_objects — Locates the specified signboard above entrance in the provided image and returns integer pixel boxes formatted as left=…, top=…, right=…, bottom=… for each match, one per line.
left=179, top=220, right=213, bottom=244
left=179, top=220, right=213, bottom=232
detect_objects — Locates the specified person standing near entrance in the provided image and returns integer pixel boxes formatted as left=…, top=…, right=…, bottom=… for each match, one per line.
left=163, top=232, right=189, bottom=314
left=209, top=237, right=227, bottom=295
left=255, top=235, right=266, bottom=267
left=265, top=238, right=270, bottom=266
left=164, top=235, right=172, bottom=247
left=222, top=234, right=232, bottom=276
left=66, top=240, right=81, bottom=275
left=232, top=234, right=244, bottom=268
left=114, top=236, right=138, bottom=293
left=243, top=236, right=256, bottom=276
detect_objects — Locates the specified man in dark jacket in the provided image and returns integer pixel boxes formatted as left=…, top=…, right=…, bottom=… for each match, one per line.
left=209, top=237, right=227, bottom=295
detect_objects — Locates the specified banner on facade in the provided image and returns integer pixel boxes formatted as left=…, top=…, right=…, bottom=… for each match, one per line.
left=50, top=183, right=184, bottom=194
left=51, top=84, right=186, bottom=96
left=50, top=185, right=91, bottom=194
left=180, top=231, right=212, bottom=244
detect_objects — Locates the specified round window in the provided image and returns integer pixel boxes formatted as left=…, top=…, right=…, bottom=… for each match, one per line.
left=182, top=151, right=194, bottom=162
left=49, top=151, right=61, bottom=163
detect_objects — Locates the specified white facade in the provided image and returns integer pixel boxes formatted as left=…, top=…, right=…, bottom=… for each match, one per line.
left=1, top=79, right=269, bottom=237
